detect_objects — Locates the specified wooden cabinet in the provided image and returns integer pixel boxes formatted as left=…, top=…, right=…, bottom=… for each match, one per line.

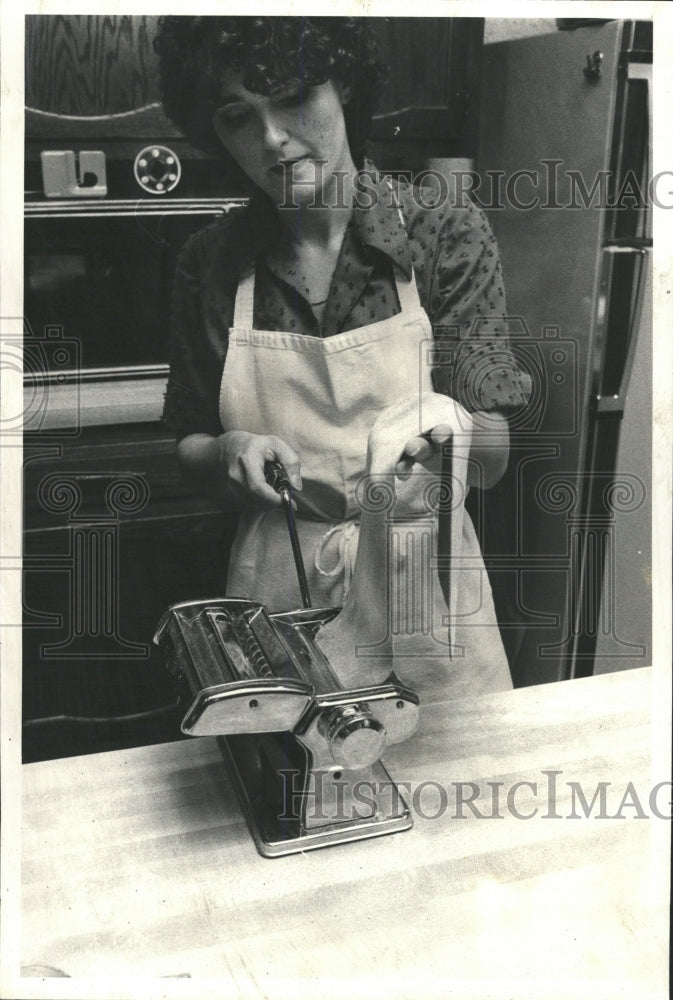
left=369, top=17, right=484, bottom=171
left=26, top=15, right=159, bottom=118
left=24, top=14, right=179, bottom=145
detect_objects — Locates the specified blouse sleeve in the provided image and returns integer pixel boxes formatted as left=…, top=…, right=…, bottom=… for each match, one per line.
left=162, top=224, right=232, bottom=441
left=425, top=197, right=532, bottom=413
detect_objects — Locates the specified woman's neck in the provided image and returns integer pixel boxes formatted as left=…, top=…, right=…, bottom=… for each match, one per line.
left=276, top=163, right=357, bottom=250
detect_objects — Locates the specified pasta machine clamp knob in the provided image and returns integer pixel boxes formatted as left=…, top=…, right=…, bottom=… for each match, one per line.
left=322, top=705, right=386, bottom=769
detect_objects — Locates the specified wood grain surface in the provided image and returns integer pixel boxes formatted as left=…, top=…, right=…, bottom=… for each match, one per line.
left=26, top=16, right=159, bottom=117
left=21, top=667, right=668, bottom=998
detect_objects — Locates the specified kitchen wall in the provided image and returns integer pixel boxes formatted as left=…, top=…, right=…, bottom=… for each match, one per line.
left=484, top=19, right=558, bottom=44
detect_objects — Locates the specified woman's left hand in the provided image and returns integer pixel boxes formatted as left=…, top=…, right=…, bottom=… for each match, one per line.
left=396, top=410, right=510, bottom=489
left=395, top=425, right=453, bottom=479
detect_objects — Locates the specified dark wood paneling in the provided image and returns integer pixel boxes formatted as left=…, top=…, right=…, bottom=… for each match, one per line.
left=26, top=15, right=160, bottom=117
left=368, top=17, right=484, bottom=171
left=377, top=18, right=456, bottom=111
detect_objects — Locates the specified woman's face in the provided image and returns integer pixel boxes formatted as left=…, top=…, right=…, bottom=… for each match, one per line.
left=212, top=76, right=355, bottom=206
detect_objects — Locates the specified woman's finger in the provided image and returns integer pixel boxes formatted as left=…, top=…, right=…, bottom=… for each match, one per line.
left=246, top=471, right=284, bottom=507
left=268, top=437, right=303, bottom=491
left=395, top=425, right=454, bottom=477
left=239, top=449, right=283, bottom=506
left=428, top=423, right=453, bottom=447
left=395, top=435, right=433, bottom=479
left=403, top=435, right=434, bottom=462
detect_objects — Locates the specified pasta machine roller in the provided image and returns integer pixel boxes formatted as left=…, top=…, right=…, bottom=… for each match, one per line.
left=154, top=598, right=420, bottom=857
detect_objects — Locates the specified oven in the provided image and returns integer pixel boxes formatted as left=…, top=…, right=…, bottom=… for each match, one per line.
left=24, top=197, right=245, bottom=430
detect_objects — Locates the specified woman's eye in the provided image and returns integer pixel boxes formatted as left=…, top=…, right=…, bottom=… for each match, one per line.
left=216, top=108, right=250, bottom=129
left=280, top=92, right=303, bottom=107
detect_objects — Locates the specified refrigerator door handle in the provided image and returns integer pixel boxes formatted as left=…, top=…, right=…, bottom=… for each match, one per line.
left=626, top=61, right=652, bottom=152
left=595, top=246, right=649, bottom=416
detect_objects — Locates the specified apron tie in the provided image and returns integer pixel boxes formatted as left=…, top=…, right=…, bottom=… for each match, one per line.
left=314, top=520, right=359, bottom=600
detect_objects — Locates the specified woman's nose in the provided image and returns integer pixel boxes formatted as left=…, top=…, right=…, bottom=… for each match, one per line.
left=259, top=110, right=289, bottom=151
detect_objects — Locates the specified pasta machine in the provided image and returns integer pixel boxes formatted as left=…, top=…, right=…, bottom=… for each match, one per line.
left=154, top=598, right=420, bottom=857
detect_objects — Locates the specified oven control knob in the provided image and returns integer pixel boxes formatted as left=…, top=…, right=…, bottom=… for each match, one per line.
left=325, top=705, right=386, bottom=770
left=133, top=145, right=182, bottom=194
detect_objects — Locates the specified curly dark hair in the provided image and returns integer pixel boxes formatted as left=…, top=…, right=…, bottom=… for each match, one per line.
left=154, top=16, right=387, bottom=168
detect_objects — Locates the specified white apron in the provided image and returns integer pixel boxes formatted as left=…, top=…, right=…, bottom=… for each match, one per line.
left=219, top=260, right=512, bottom=696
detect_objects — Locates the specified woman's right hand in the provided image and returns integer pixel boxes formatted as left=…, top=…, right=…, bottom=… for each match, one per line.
left=177, top=431, right=302, bottom=507
left=217, top=431, right=302, bottom=507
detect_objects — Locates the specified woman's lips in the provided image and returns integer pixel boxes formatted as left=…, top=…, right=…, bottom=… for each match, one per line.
left=269, top=156, right=311, bottom=176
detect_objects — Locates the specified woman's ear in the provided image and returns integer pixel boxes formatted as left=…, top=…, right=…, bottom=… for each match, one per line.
left=337, top=81, right=353, bottom=105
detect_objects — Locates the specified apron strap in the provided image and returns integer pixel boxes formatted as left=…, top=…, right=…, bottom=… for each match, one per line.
left=314, top=520, right=359, bottom=600
left=232, top=264, right=256, bottom=329
left=392, top=264, right=423, bottom=316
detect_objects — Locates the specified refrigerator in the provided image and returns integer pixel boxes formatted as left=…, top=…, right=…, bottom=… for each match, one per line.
left=475, top=20, right=652, bottom=685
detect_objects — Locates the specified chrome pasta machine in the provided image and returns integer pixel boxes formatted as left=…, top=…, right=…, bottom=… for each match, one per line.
left=154, top=598, right=419, bottom=857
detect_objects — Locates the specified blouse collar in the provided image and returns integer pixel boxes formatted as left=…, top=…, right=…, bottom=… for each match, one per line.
left=246, top=163, right=413, bottom=280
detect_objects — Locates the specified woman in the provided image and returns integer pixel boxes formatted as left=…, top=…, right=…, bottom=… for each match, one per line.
left=155, top=17, right=531, bottom=695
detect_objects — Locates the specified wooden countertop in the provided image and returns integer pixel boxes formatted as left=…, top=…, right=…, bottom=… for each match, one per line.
left=20, top=667, right=668, bottom=998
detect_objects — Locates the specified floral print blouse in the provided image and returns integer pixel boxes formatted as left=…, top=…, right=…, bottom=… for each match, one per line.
left=163, top=166, right=532, bottom=440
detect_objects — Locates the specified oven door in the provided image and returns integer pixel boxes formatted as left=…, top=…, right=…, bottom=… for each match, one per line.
left=23, top=199, right=243, bottom=429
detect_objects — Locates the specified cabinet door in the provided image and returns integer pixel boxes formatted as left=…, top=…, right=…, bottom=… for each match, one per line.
left=25, top=14, right=176, bottom=140
left=26, top=16, right=158, bottom=119
left=368, top=17, right=484, bottom=171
